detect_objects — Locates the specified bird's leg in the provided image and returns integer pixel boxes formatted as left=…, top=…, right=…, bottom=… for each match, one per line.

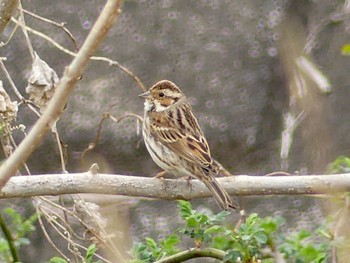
left=153, top=170, right=168, bottom=179
left=153, top=170, right=168, bottom=189
left=179, top=175, right=193, bottom=192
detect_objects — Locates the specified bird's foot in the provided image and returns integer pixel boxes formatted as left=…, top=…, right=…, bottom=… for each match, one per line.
left=153, top=171, right=168, bottom=189
left=179, top=175, right=193, bottom=192
left=153, top=170, right=168, bottom=179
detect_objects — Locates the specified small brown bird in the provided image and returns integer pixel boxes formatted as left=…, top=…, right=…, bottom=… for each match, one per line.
left=139, top=80, right=239, bottom=210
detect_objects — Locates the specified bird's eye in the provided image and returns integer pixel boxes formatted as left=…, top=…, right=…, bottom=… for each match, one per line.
left=159, top=92, right=164, bottom=97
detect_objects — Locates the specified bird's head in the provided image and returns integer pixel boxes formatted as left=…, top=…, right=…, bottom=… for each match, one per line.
left=139, top=80, right=185, bottom=112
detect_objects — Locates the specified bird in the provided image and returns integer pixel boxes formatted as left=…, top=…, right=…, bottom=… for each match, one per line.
left=139, top=80, right=239, bottom=211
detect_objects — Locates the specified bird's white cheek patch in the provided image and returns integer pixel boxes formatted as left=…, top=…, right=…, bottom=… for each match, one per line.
left=154, top=101, right=167, bottom=112
left=144, top=100, right=153, bottom=112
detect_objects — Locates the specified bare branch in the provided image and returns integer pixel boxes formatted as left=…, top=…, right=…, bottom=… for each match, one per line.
left=35, top=203, right=70, bottom=261
left=155, top=248, right=225, bottom=263
left=18, top=2, right=35, bottom=59
left=11, top=17, right=76, bottom=56
left=10, top=17, right=147, bottom=92
left=0, top=0, right=19, bottom=35
left=21, top=8, right=79, bottom=50
left=0, top=0, right=123, bottom=189
left=82, top=112, right=142, bottom=162
left=1, top=173, right=350, bottom=199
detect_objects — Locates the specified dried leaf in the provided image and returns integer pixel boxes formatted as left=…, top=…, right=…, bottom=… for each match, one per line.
left=74, top=200, right=108, bottom=237
left=26, top=52, right=59, bottom=112
left=0, top=80, right=17, bottom=122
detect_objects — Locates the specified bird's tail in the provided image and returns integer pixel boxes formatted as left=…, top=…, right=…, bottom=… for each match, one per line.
left=202, top=174, right=239, bottom=211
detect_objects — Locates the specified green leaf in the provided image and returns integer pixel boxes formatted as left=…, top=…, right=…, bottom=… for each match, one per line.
left=212, top=235, right=232, bottom=250
left=145, top=237, right=158, bottom=251
left=314, top=253, right=328, bottom=263
left=241, top=234, right=251, bottom=241
left=177, top=200, right=192, bottom=219
left=210, top=211, right=230, bottom=223
left=187, top=216, right=199, bottom=228
left=254, top=232, right=268, bottom=244
left=50, top=257, right=68, bottom=263
left=132, top=242, right=153, bottom=262
left=297, top=230, right=311, bottom=240
left=3, top=208, right=17, bottom=216
left=260, top=216, right=284, bottom=235
left=246, top=213, right=259, bottom=224
left=85, top=244, right=98, bottom=263
left=223, top=250, right=241, bottom=262
left=300, top=245, right=320, bottom=261
left=327, top=156, right=350, bottom=173
left=341, top=44, right=350, bottom=56
left=15, top=237, right=30, bottom=246
left=161, top=234, right=179, bottom=249
left=204, top=225, right=227, bottom=235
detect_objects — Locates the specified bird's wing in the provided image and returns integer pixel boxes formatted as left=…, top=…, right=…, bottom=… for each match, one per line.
left=149, top=107, right=213, bottom=169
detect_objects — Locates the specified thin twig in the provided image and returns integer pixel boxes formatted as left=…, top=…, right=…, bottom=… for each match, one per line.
left=18, top=2, right=34, bottom=60
left=52, top=125, right=67, bottom=173
left=1, top=56, right=67, bottom=174
left=0, top=0, right=19, bottom=35
left=81, top=113, right=110, bottom=157
left=40, top=196, right=124, bottom=261
left=91, top=56, right=146, bottom=91
left=39, top=205, right=112, bottom=263
left=82, top=112, right=143, bottom=158
left=21, top=8, right=79, bottom=50
left=39, top=200, right=83, bottom=239
left=74, top=195, right=122, bottom=259
left=0, top=58, right=24, bottom=101
left=0, top=58, right=42, bottom=117
left=0, top=0, right=124, bottom=189
left=39, top=205, right=84, bottom=262
left=10, top=17, right=146, bottom=92
left=42, top=197, right=118, bottom=255
left=35, top=204, right=70, bottom=261
left=11, top=17, right=76, bottom=55
left=109, top=112, right=143, bottom=123
left=0, top=21, right=19, bottom=47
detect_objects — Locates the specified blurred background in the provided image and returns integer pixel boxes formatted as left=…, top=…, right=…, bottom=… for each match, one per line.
left=1, top=0, right=350, bottom=261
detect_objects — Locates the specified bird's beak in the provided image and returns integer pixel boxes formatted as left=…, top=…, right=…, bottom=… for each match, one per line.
left=138, top=90, right=151, bottom=99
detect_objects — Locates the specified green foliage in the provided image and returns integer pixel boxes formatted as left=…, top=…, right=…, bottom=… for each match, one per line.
left=0, top=208, right=38, bottom=262
left=130, top=234, right=180, bottom=263
left=341, top=44, right=350, bottom=56
left=50, top=257, right=69, bottom=263
left=85, top=244, right=102, bottom=263
left=130, top=201, right=335, bottom=263
left=223, top=213, right=284, bottom=262
left=131, top=201, right=285, bottom=263
left=279, top=229, right=330, bottom=263
left=327, top=155, right=350, bottom=173
left=49, top=244, right=102, bottom=263
left=178, top=200, right=230, bottom=246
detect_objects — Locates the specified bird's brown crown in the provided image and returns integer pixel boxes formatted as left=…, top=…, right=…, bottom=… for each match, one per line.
left=148, top=80, right=185, bottom=109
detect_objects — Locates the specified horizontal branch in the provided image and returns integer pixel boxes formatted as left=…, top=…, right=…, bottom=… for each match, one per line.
left=155, top=248, right=225, bottom=263
left=0, top=173, right=349, bottom=199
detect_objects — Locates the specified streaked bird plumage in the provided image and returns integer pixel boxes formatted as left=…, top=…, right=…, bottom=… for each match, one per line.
left=139, top=80, right=239, bottom=210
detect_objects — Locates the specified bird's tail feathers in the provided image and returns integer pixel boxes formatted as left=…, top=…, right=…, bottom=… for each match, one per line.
left=202, top=175, right=239, bottom=211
